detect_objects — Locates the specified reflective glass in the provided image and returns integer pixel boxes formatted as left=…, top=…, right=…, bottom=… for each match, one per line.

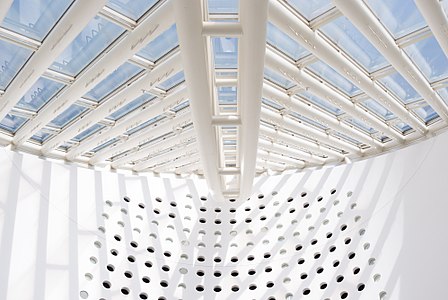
left=289, top=112, right=328, bottom=130
left=31, top=130, right=51, bottom=143
left=107, top=93, right=155, bottom=121
left=208, top=0, right=239, bottom=14
left=436, top=87, right=448, bottom=106
left=49, top=104, right=87, bottom=128
left=218, top=86, right=237, bottom=105
left=266, top=23, right=309, bottom=61
left=157, top=71, right=184, bottom=90
left=135, top=25, right=178, bottom=62
left=364, top=0, right=426, bottom=38
left=171, top=101, right=189, bottom=112
left=106, top=0, right=157, bottom=21
left=16, top=77, right=64, bottom=112
left=320, top=16, right=388, bottom=72
left=50, top=16, right=125, bottom=76
left=264, top=68, right=295, bottom=89
left=394, top=122, right=412, bottom=133
left=333, top=131, right=362, bottom=145
left=262, top=98, right=284, bottom=110
left=413, top=104, right=439, bottom=123
left=90, top=137, right=118, bottom=153
left=345, top=117, right=377, bottom=134
left=2, top=0, right=73, bottom=41
left=404, top=36, right=448, bottom=83
left=212, top=37, right=238, bottom=69
left=307, top=61, right=361, bottom=96
left=362, top=98, right=395, bottom=121
left=299, top=90, right=344, bottom=116
left=127, top=115, right=164, bottom=135
left=379, top=72, right=421, bottom=104
left=73, top=123, right=105, bottom=142
left=287, top=0, right=333, bottom=20
left=84, top=62, right=143, bottom=102
left=0, top=113, right=27, bottom=133
left=0, top=40, right=33, bottom=90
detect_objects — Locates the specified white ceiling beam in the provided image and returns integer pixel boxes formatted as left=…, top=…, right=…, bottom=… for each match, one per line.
left=89, top=111, right=191, bottom=165
left=153, top=153, right=200, bottom=173
left=112, top=128, right=195, bottom=169
left=202, top=22, right=243, bottom=37
left=256, top=159, right=287, bottom=172
left=262, top=83, right=378, bottom=150
left=269, top=0, right=427, bottom=135
left=44, top=52, right=183, bottom=155
left=334, top=0, right=448, bottom=125
left=132, top=141, right=197, bottom=172
left=215, top=78, right=238, bottom=87
left=258, top=149, right=305, bottom=168
left=238, top=0, right=269, bottom=201
left=211, top=115, right=241, bottom=126
left=174, top=0, right=224, bottom=201
left=173, top=161, right=202, bottom=175
left=0, top=0, right=108, bottom=123
left=13, top=0, right=175, bottom=146
left=218, top=167, right=240, bottom=175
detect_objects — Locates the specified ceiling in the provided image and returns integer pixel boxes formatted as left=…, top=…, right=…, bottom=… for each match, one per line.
left=0, top=0, right=447, bottom=200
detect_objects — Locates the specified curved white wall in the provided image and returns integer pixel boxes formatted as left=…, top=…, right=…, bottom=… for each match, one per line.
left=0, top=131, right=447, bottom=300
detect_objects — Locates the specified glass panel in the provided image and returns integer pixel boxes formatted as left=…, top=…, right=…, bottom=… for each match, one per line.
left=345, top=117, right=377, bottom=134
left=90, top=137, right=118, bottom=153
left=266, top=23, right=309, bottom=61
left=379, top=72, right=421, bottom=104
left=84, top=62, right=143, bottom=102
left=106, top=0, right=157, bottom=21
left=364, top=0, right=426, bottom=38
left=135, top=25, right=178, bottom=62
left=73, top=123, right=105, bottom=142
left=404, top=36, right=448, bottom=83
left=171, top=100, right=189, bottom=112
left=307, top=61, right=361, bottom=96
left=289, top=112, right=329, bottom=130
left=0, top=113, right=27, bottom=133
left=394, top=121, right=412, bottom=133
left=50, top=16, right=125, bottom=76
left=264, top=68, right=295, bottom=89
left=49, top=104, right=87, bottom=128
left=362, top=98, right=395, bottom=121
left=262, top=98, right=284, bottom=110
left=2, top=0, right=73, bottom=41
left=157, top=71, right=184, bottom=91
left=212, top=37, right=238, bottom=69
left=107, top=93, right=156, bottom=121
left=31, top=130, right=51, bottom=143
left=208, top=0, right=239, bottom=14
left=413, top=104, right=439, bottom=123
left=15, top=77, right=64, bottom=112
left=299, top=90, right=344, bottom=116
left=218, top=86, right=237, bottom=105
left=333, top=131, right=362, bottom=145
left=436, top=87, right=448, bottom=106
left=287, top=0, right=333, bottom=20
left=320, top=16, right=389, bottom=72
left=127, top=115, right=164, bottom=135
left=0, top=40, right=33, bottom=90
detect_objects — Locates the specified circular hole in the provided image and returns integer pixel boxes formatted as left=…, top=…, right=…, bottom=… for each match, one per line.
left=369, top=258, right=376, bottom=265
left=320, top=283, right=327, bottom=289
left=130, top=241, right=138, bottom=248
left=114, top=235, right=121, bottom=242
left=265, top=266, right=273, bottom=272
left=300, top=273, right=308, bottom=280
left=196, top=285, right=204, bottom=292
left=248, top=269, right=256, bottom=275
left=85, top=273, right=93, bottom=281
left=106, top=264, right=115, bottom=272
left=348, top=252, right=356, bottom=259
left=359, top=228, right=366, bottom=236
left=214, top=257, right=222, bottom=263
left=160, top=280, right=168, bottom=288
left=301, top=192, right=307, bottom=197
left=333, top=260, right=340, bottom=267
left=341, top=224, right=347, bottom=231
left=295, top=244, right=303, bottom=251
left=354, top=267, right=361, bottom=275
left=179, top=267, right=188, bottom=274
left=110, top=249, right=118, bottom=256
left=197, top=256, right=205, bottom=262
left=142, top=276, right=150, bottom=283
left=249, top=284, right=257, bottom=290
left=374, top=274, right=381, bottom=282
left=303, top=202, right=309, bottom=208
left=169, top=213, right=176, bottom=219
left=89, top=257, right=97, bottom=264
left=200, top=196, right=207, bottom=201
left=330, top=189, right=337, bottom=195
left=231, top=285, right=239, bottom=292
left=326, top=232, right=333, bottom=239
left=340, top=291, right=348, bottom=299
left=102, top=281, right=111, bottom=289
left=199, top=218, right=206, bottom=223
left=80, top=291, right=89, bottom=299
left=214, top=219, right=221, bottom=224
left=310, top=239, right=317, bottom=245
left=231, top=256, right=238, bottom=263
left=298, top=258, right=305, bottom=265
left=161, top=265, right=170, bottom=272
left=336, top=275, right=344, bottom=283
left=357, top=283, right=365, bottom=291
left=127, top=255, right=135, bottom=263
left=98, top=226, right=105, bottom=233
left=231, top=270, right=239, bottom=277
left=124, top=271, right=133, bottom=278
left=364, top=242, right=371, bottom=250
left=146, top=246, right=155, bottom=253
left=329, top=245, right=336, bottom=252
left=123, top=196, right=130, bottom=202
left=163, top=251, right=171, bottom=257
left=314, top=252, right=321, bottom=259
left=144, top=261, right=152, bottom=268
left=264, top=252, right=271, bottom=259
left=380, top=291, right=387, bottom=300
left=303, top=288, right=310, bottom=295
left=214, top=286, right=222, bottom=292
left=214, top=271, right=221, bottom=277
left=121, top=287, right=130, bottom=295
left=345, top=238, right=352, bottom=245
left=139, top=293, right=148, bottom=299
left=266, top=282, right=274, bottom=288
left=94, top=241, right=101, bottom=248
left=316, top=267, right=324, bottom=274
left=196, top=270, right=205, bottom=277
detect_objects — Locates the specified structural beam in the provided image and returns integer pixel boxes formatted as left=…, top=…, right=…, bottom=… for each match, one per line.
left=13, top=0, right=175, bottom=145
left=174, top=0, right=223, bottom=200
left=211, top=115, right=241, bottom=126
left=0, top=0, right=107, bottom=122
left=258, top=149, right=306, bottom=168
left=202, top=22, right=242, bottom=37
left=153, top=153, right=200, bottom=173
left=238, top=0, right=269, bottom=200
left=335, top=0, right=448, bottom=125
left=269, top=0, right=427, bottom=135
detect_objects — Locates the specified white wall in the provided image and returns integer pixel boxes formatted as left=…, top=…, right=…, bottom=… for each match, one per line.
left=0, top=130, right=447, bottom=300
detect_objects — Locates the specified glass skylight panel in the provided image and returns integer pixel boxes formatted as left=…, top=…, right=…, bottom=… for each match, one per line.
left=264, top=68, right=295, bottom=89
left=50, top=16, right=125, bottom=76
left=15, top=77, right=64, bottom=112
left=2, top=0, right=73, bottom=41
left=404, top=36, right=448, bottom=83
left=0, top=40, right=33, bottom=90
left=394, top=122, right=412, bottom=133
left=436, top=87, right=448, bottom=106
left=157, top=71, right=184, bottom=91
left=72, top=123, right=105, bottom=142
left=212, top=37, right=238, bottom=69
left=307, top=61, right=361, bottom=96
left=84, top=62, right=143, bottom=102
left=345, top=118, right=377, bottom=134
left=49, top=104, right=87, bottom=128
left=320, top=17, right=389, bottom=73
left=90, top=137, right=118, bottom=153
left=362, top=98, right=395, bottom=121
left=31, top=130, right=51, bottom=143
left=364, top=0, right=426, bottom=39
left=107, top=93, right=155, bottom=121
left=413, top=104, right=439, bottom=123
left=208, top=0, right=239, bottom=14
left=289, top=112, right=329, bottom=130
left=266, top=23, right=309, bottom=61
left=378, top=72, right=421, bottom=104
left=171, top=101, right=189, bottom=113
left=287, top=0, right=333, bottom=20
left=0, top=113, right=27, bottom=133
left=106, top=0, right=157, bottom=21
left=127, top=115, right=164, bottom=135
left=135, top=25, right=178, bottom=62
left=262, top=98, right=284, bottom=110
left=333, top=131, right=362, bottom=146
left=299, top=90, right=344, bottom=116
left=218, top=86, right=237, bottom=105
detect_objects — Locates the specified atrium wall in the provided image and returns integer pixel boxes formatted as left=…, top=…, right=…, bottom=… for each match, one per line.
left=0, top=131, right=447, bottom=300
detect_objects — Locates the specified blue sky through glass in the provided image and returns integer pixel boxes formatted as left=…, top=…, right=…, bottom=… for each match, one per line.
left=0, top=40, right=32, bottom=90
